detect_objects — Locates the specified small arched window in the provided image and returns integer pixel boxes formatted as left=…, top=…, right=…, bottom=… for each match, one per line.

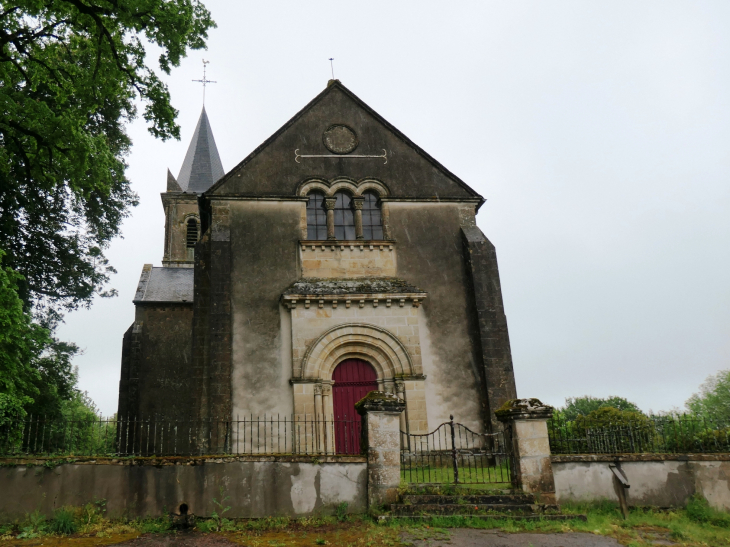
left=306, top=191, right=327, bottom=240
left=333, top=191, right=356, bottom=240
left=361, top=192, right=383, bottom=240
left=186, top=218, right=199, bottom=248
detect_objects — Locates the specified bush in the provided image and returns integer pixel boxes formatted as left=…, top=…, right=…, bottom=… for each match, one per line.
left=49, top=508, right=77, bottom=535
left=573, top=408, right=656, bottom=453
left=562, top=396, right=643, bottom=421
left=686, top=494, right=730, bottom=528
left=335, top=502, right=348, bottom=522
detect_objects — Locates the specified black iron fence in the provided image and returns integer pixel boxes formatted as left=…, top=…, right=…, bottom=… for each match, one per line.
left=400, top=416, right=512, bottom=485
left=549, top=415, right=730, bottom=455
left=0, top=415, right=361, bottom=457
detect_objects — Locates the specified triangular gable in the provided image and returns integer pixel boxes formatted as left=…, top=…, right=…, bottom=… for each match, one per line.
left=207, top=81, right=482, bottom=200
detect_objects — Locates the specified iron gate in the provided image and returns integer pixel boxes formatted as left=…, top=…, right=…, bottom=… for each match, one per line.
left=400, top=416, right=513, bottom=485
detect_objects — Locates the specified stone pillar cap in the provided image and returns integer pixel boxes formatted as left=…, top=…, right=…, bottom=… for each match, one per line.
left=355, top=391, right=406, bottom=415
left=495, top=398, right=554, bottom=421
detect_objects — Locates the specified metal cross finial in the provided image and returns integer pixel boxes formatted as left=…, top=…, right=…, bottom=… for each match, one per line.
left=329, top=58, right=335, bottom=80
left=192, top=59, right=217, bottom=104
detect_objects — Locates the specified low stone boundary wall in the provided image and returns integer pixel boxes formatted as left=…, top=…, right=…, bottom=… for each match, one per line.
left=0, top=455, right=367, bottom=519
left=552, top=454, right=730, bottom=510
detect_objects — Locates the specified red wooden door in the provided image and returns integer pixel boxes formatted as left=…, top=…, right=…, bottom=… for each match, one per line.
left=332, top=359, right=378, bottom=454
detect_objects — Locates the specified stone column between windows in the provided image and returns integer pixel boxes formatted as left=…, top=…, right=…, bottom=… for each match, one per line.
left=352, top=196, right=365, bottom=239
left=324, top=197, right=337, bottom=240
left=381, top=202, right=392, bottom=240
left=314, top=383, right=324, bottom=452
left=322, top=383, right=333, bottom=453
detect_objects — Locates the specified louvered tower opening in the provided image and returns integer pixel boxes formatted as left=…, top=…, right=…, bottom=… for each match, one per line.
left=186, top=218, right=199, bottom=248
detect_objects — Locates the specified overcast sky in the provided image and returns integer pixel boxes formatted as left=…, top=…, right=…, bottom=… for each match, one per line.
left=57, top=1, right=730, bottom=416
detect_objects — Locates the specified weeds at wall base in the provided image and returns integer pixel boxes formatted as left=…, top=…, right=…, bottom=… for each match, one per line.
left=1, top=499, right=729, bottom=547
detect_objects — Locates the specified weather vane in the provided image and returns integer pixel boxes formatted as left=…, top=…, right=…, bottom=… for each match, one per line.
left=192, top=59, right=217, bottom=104
left=329, top=58, right=335, bottom=80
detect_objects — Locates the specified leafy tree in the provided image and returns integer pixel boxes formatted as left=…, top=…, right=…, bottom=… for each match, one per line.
left=0, top=250, right=48, bottom=423
left=0, top=251, right=93, bottom=422
left=561, top=395, right=644, bottom=421
left=686, top=370, right=730, bottom=424
left=1, top=0, right=215, bottom=311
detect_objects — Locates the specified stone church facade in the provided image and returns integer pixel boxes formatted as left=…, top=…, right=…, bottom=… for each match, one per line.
left=117, top=81, right=517, bottom=444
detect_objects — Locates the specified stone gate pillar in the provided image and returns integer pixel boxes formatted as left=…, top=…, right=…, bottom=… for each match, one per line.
left=496, top=398, right=556, bottom=504
left=355, top=391, right=406, bottom=508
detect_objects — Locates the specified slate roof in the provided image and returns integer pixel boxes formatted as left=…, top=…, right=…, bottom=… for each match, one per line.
left=133, top=265, right=194, bottom=304
left=282, top=277, right=426, bottom=296
left=177, top=106, right=225, bottom=193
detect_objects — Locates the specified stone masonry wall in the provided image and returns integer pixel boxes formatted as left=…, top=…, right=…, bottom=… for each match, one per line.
left=461, top=225, right=518, bottom=433
left=299, top=242, right=396, bottom=278
left=0, top=457, right=366, bottom=519
left=117, top=304, right=193, bottom=419
left=552, top=455, right=730, bottom=511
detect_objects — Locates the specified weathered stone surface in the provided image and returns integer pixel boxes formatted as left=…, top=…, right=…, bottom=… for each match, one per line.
left=0, top=460, right=366, bottom=519
left=553, top=459, right=730, bottom=511
left=496, top=398, right=554, bottom=421
left=285, top=277, right=422, bottom=296
left=355, top=391, right=407, bottom=414
left=461, top=226, right=518, bottom=434
left=359, top=394, right=405, bottom=508
left=497, top=401, right=557, bottom=502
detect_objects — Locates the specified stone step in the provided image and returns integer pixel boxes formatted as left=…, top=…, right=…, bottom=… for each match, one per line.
left=389, top=503, right=561, bottom=516
left=379, top=513, right=587, bottom=522
left=400, top=494, right=536, bottom=505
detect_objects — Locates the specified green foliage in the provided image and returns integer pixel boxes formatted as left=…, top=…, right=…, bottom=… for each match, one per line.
left=17, top=510, right=47, bottom=539
left=550, top=407, right=656, bottom=454
left=210, top=486, right=231, bottom=531
left=574, top=407, right=652, bottom=429
left=0, top=250, right=49, bottom=424
left=49, top=507, right=77, bottom=535
left=195, top=519, right=215, bottom=533
left=686, top=369, right=730, bottom=424
left=1, top=0, right=215, bottom=312
left=335, top=502, right=349, bottom=522
left=561, top=396, right=644, bottom=421
left=137, top=517, right=170, bottom=534
left=0, top=247, right=101, bottom=439
left=685, top=494, right=730, bottom=528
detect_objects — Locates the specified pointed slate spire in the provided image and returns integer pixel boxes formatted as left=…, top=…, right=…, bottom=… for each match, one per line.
left=167, top=168, right=182, bottom=192
left=176, top=106, right=225, bottom=193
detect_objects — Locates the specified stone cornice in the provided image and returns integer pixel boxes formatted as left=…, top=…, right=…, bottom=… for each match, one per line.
left=282, top=293, right=426, bottom=310
left=300, top=240, right=395, bottom=252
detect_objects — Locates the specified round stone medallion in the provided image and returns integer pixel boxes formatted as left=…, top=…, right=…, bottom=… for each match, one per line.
left=322, top=124, right=358, bottom=154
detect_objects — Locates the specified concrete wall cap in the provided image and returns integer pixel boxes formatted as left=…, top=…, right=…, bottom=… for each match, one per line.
left=355, top=391, right=406, bottom=415
left=495, top=398, right=554, bottom=421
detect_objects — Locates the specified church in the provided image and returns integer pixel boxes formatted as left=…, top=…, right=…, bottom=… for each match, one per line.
left=117, top=80, right=517, bottom=452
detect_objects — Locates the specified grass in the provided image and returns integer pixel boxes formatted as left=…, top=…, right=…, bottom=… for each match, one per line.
left=400, top=463, right=511, bottom=488
left=0, top=497, right=729, bottom=546
left=389, top=498, right=730, bottom=547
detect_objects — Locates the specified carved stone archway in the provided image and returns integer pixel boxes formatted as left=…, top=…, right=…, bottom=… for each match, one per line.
left=300, top=323, right=414, bottom=382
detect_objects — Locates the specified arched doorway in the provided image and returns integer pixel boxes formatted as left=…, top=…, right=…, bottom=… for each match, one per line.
left=332, top=359, right=378, bottom=454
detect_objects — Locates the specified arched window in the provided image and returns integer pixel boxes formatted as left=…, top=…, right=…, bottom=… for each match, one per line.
left=186, top=218, right=199, bottom=248
left=361, top=192, right=383, bottom=240
left=306, top=191, right=327, bottom=240
left=333, top=191, right=356, bottom=240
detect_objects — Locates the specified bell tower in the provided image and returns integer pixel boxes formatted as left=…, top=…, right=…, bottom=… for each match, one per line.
left=161, top=106, right=224, bottom=267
